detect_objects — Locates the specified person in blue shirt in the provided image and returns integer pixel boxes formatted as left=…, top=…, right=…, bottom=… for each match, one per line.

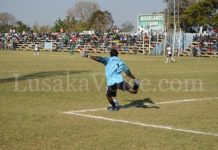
left=81, top=49, right=140, bottom=111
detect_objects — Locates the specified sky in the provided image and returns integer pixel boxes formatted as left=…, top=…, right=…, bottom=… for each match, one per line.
left=0, top=0, right=166, bottom=28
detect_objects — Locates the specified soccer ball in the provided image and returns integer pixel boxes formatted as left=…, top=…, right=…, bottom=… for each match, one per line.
left=113, top=99, right=119, bottom=107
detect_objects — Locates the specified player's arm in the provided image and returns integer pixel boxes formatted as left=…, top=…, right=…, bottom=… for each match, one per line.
left=125, top=69, right=136, bottom=79
left=121, top=61, right=136, bottom=79
left=81, top=51, right=107, bottom=64
left=89, top=55, right=108, bottom=65
left=89, top=56, right=104, bottom=63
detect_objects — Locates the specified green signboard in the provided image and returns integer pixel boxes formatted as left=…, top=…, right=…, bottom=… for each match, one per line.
left=137, top=14, right=165, bottom=33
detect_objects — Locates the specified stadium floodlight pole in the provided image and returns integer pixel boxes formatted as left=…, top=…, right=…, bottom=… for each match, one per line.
left=143, top=26, right=145, bottom=55
left=156, top=32, right=159, bottom=56
left=172, top=0, right=176, bottom=56
left=51, top=40, right=53, bottom=51
left=164, top=25, right=167, bottom=55
left=148, top=27, right=151, bottom=55
left=178, top=28, right=181, bottom=56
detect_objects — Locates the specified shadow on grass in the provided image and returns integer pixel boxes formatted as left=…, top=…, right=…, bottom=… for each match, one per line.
left=0, top=70, right=91, bottom=83
left=121, top=98, right=159, bottom=109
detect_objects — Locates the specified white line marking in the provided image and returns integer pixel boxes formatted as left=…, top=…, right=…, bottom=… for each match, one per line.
left=63, top=111, right=218, bottom=137
left=70, top=108, right=106, bottom=113
left=156, top=97, right=218, bottom=105
left=70, top=97, right=218, bottom=113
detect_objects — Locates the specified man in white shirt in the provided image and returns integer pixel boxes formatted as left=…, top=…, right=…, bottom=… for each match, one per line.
left=34, top=43, right=39, bottom=55
left=165, top=46, right=176, bottom=63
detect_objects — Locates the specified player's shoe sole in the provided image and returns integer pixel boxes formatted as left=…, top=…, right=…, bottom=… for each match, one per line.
left=107, top=106, right=120, bottom=111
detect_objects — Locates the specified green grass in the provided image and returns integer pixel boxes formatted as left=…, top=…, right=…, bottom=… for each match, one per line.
left=0, top=50, right=218, bottom=150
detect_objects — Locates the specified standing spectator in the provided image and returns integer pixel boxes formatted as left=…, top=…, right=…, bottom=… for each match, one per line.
left=34, top=43, right=39, bottom=55
left=0, top=39, right=2, bottom=49
left=165, top=45, right=176, bottom=63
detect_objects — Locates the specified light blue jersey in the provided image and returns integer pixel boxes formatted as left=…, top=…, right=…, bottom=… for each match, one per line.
left=99, top=56, right=129, bottom=86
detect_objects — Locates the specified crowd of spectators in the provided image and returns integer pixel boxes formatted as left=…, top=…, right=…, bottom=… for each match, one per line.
left=1, top=29, right=218, bottom=57
left=192, top=33, right=218, bottom=56
left=0, top=31, right=163, bottom=52
left=0, top=31, right=136, bottom=50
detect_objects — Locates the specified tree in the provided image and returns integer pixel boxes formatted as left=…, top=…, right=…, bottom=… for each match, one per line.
left=64, top=16, right=77, bottom=32
left=87, top=10, right=114, bottom=33
left=72, top=22, right=88, bottom=32
left=39, top=25, right=51, bottom=33
left=163, top=0, right=195, bottom=29
left=15, top=21, right=30, bottom=33
left=63, top=15, right=87, bottom=32
left=32, top=22, right=40, bottom=33
left=0, top=12, right=16, bottom=32
left=52, top=18, right=67, bottom=32
left=119, top=21, right=134, bottom=32
left=67, top=1, right=99, bottom=23
left=181, top=0, right=218, bottom=32
left=214, top=13, right=218, bottom=27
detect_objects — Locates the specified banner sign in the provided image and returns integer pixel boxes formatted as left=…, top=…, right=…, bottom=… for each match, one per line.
left=44, top=42, right=53, bottom=50
left=137, top=14, right=165, bottom=33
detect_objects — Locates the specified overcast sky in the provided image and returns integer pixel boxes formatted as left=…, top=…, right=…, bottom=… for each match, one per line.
left=0, top=0, right=166, bottom=28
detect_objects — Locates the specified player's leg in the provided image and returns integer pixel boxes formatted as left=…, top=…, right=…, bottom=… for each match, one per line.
left=165, top=55, right=169, bottom=63
left=106, top=84, right=119, bottom=111
left=70, top=44, right=74, bottom=55
left=119, top=80, right=140, bottom=94
left=133, top=79, right=140, bottom=91
left=106, top=95, right=116, bottom=107
left=171, top=56, right=176, bottom=62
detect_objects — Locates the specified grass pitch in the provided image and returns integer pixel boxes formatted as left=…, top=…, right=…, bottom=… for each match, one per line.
left=0, top=50, right=218, bottom=150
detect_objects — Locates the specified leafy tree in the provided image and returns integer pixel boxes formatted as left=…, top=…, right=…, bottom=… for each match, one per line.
left=0, top=12, right=16, bottom=32
left=39, top=25, right=51, bottom=33
left=67, top=1, right=99, bottom=23
left=87, top=10, right=114, bottom=33
left=32, top=22, right=40, bottom=33
left=214, top=13, right=218, bottom=27
left=163, top=0, right=195, bottom=29
left=181, top=0, right=218, bottom=32
left=64, top=16, right=88, bottom=32
left=52, top=16, right=88, bottom=32
left=64, top=16, right=77, bottom=32
left=73, top=22, right=88, bottom=32
left=15, top=21, right=30, bottom=33
left=119, top=21, right=134, bottom=32
left=53, top=18, right=67, bottom=32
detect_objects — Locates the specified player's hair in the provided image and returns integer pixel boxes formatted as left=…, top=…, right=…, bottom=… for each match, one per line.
left=110, top=49, right=118, bottom=57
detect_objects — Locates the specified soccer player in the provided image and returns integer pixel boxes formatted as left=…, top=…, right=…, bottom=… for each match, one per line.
left=81, top=49, right=140, bottom=111
left=34, top=43, right=39, bottom=56
left=69, top=43, right=76, bottom=56
left=165, top=45, right=176, bottom=63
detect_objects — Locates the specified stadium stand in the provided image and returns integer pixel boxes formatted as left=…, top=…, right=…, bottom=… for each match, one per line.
left=1, top=31, right=217, bottom=57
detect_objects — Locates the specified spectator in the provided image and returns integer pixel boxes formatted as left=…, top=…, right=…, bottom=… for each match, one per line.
left=165, top=45, right=176, bottom=63
left=34, top=43, right=39, bottom=55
